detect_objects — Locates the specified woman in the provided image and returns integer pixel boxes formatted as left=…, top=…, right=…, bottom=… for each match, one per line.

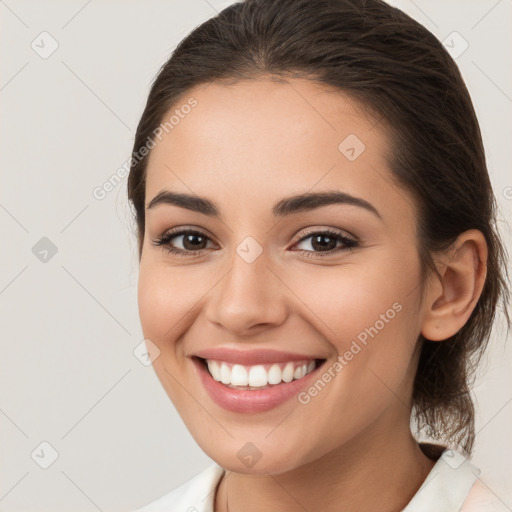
left=129, top=0, right=510, bottom=510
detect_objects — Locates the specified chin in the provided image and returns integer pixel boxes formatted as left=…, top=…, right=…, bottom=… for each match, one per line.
left=213, top=453, right=303, bottom=475
left=195, top=434, right=316, bottom=475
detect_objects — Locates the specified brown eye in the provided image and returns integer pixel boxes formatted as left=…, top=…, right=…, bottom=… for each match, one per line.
left=180, top=232, right=208, bottom=250
left=152, top=229, right=215, bottom=256
left=310, top=233, right=338, bottom=251
left=293, top=229, right=358, bottom=257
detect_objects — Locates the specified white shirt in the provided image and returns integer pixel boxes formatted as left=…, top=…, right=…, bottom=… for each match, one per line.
left=134, top=449, right=507, bottom=511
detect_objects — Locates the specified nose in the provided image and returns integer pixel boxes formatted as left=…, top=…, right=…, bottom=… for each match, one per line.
left=204, top=247, right=289, bottom=337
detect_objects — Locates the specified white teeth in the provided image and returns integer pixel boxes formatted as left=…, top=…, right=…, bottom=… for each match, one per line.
left=267, top=364, right=281, bottom=385
left=207, top=360, right=221, bottom=381
left=248, top=365, right=268, bottom=387
left=220, top=362, right=231, bottom=384
left=205, top=358, right=318, bottom=388
left=230, top=364, right=248, bottom=386
left=282, top=362, right=294, bottom=383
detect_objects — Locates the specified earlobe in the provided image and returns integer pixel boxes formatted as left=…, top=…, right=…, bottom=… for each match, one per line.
left=420, top=230, right=488, bottom=342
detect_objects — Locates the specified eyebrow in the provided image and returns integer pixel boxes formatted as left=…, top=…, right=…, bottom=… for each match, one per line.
left=146, top=190, right=381, bottom=219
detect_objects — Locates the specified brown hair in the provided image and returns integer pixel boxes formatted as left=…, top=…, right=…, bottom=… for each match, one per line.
left=127, top=0, right=510, bottom=455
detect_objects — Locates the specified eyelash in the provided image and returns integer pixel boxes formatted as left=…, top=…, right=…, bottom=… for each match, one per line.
left=152, top=228, right=359, bottom=259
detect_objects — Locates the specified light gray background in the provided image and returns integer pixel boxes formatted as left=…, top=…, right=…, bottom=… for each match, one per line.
left=1, top=0, right=511, bottom=510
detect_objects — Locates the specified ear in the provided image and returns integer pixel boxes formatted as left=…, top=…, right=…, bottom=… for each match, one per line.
left=421, top=229, right=488, bottom=341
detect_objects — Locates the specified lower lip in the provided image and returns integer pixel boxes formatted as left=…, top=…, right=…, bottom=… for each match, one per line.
left=193, top=357, right=325, bottom=413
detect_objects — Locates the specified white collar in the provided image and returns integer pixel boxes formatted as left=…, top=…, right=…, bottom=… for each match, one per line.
left=135, top=449, right=480, bottom=511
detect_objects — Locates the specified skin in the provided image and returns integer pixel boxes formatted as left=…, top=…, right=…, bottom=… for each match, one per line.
left=137, top=77, right=488, bottom=511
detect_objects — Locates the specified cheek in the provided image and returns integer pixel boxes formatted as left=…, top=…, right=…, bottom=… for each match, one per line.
left=286, top=252, right=422, bottom=408
left=137, top=259, right=194, bottom=351
left=283, top=275, right=421, bottom=457
left=137, top=259, right=203, bottom=407
left=137, top=256, right=224, bottom=357
left=287, top=250, right=421, bottom=346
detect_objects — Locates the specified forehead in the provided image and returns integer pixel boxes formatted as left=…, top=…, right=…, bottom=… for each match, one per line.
left=144, top=77, right=413, bottom=225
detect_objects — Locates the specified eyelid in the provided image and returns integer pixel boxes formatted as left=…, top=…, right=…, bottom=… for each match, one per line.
left=159, top=226, right=216, bottom=242
left=293, top=225, right=358, bottom=242
left=153, top=226, right=217, bottom=250
left=156, top=225, right=357, bottom=248
left=152, top=226, right=360, bottom=264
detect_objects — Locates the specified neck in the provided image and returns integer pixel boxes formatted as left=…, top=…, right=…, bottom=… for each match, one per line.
left=214, top=417, right=437, bottom=512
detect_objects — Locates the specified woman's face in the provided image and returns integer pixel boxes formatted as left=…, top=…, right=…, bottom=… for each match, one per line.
left=138, top=77, right=428, bottom=474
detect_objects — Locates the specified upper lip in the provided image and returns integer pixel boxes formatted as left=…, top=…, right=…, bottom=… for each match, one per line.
left=192, top=348, right=326, bottom=366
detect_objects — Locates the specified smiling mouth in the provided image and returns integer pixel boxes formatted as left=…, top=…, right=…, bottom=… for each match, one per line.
left=195, top=357, right=326, bottom=390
